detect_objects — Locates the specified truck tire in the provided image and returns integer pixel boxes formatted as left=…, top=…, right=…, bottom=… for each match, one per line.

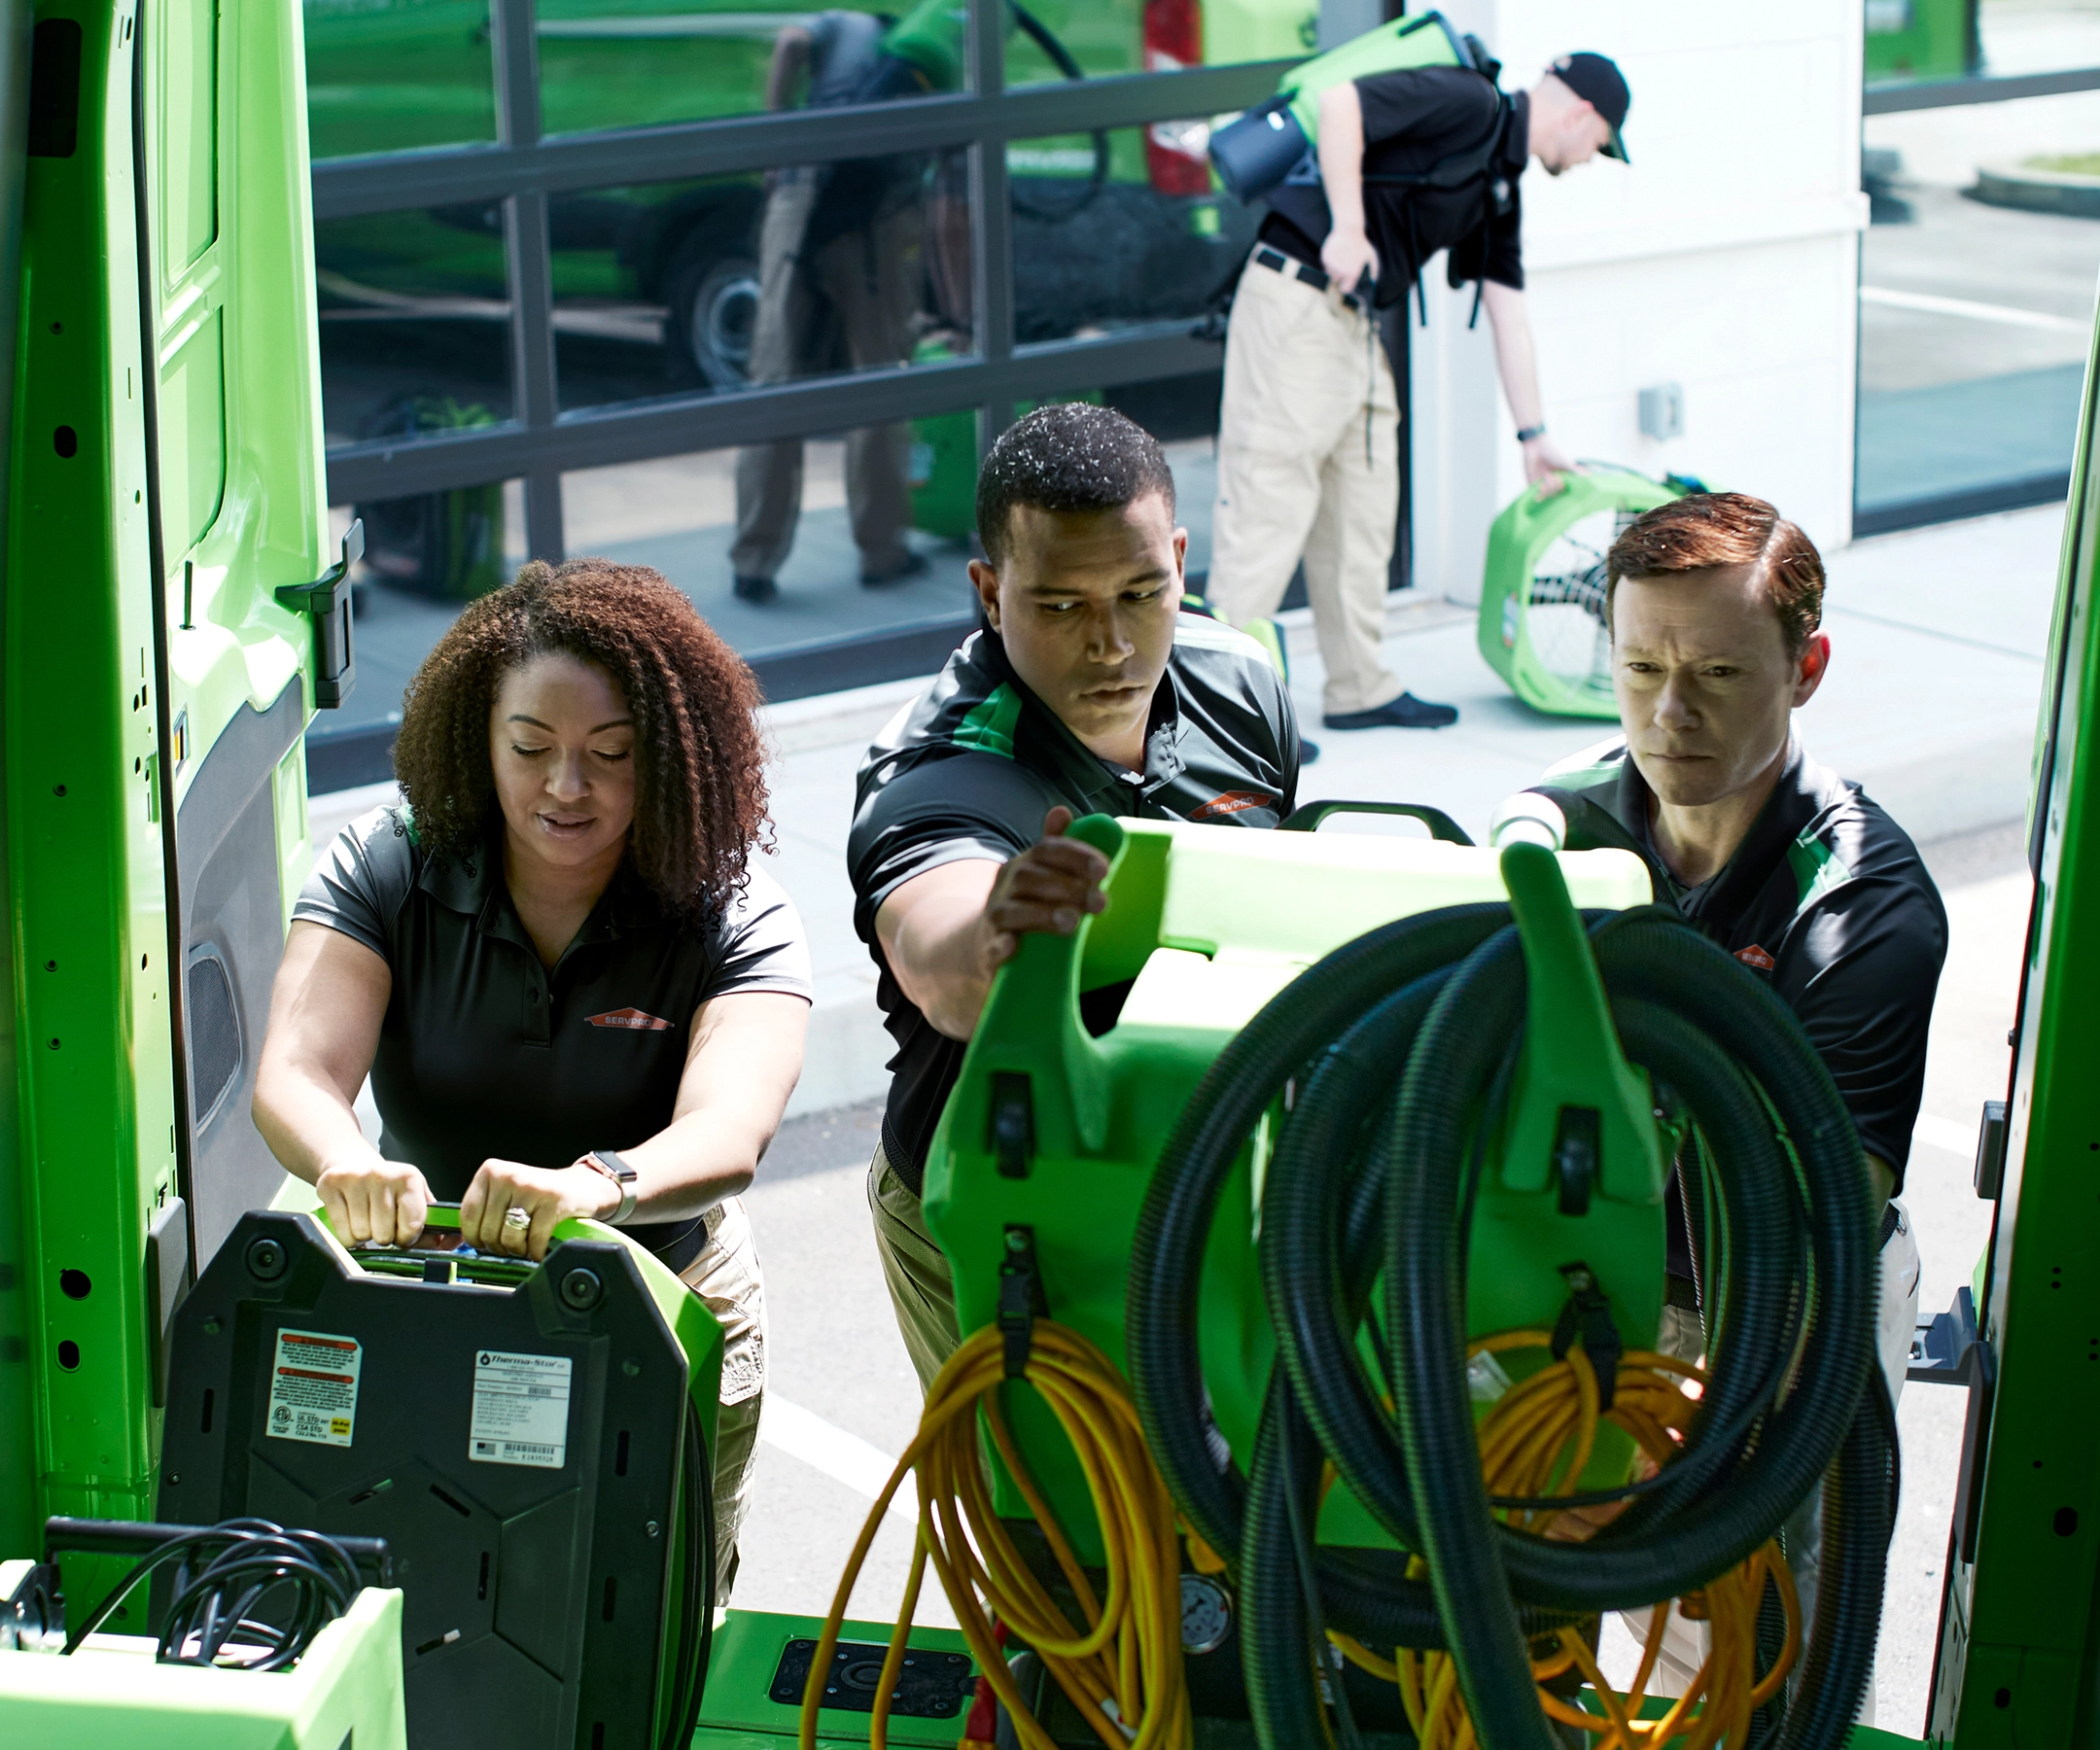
left=665, top=232, right=760, bottom=391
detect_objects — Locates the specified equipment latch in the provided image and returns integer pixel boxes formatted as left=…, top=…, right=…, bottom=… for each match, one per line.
left=273, top=519, right=364, bottom=710
left=997, top=1226, right=1048, bottom=1380
left=990, top=1072, right=1034, bottom=1179
left=1550, top=1261, right=1622, bottom=1408
left=1973, top=1101, right=2008, bottom=1200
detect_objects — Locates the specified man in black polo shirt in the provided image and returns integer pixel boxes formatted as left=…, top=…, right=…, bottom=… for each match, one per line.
left=1517, top=491, right=1940, bottom=1707
left=1522, top=491, right=1941, bottom=1351
left=1208, top=46, right=1630, bottom=733
left=848, top=402, right=1300, bottom=1387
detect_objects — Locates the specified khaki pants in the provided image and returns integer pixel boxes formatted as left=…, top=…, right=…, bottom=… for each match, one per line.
left=1208, top=250, right=1404, bottom=718
left=866, top=1144, right=959, bottom=1395
left=732, top=176, right=920, bottom=580
left=1624, top=1208, right=1921, bottom=1723
left=677, top=1194, right=766, bottom=1604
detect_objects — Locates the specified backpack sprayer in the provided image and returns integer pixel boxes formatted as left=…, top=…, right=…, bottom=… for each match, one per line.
left=1208, top=11, right=1493, bottom=204
left=800, top=807, right=1892, bottom=1749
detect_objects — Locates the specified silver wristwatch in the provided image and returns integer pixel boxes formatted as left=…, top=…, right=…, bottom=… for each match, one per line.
left=581, top=1149, right=639, bottom=1224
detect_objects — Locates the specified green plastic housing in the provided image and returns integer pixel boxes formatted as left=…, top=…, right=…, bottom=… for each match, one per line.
left=0, top=1582, right=406, bottom=1749
left=923, top=815, right=1661, bottom=1561
left=1279, top=10, right=1465, bottom=138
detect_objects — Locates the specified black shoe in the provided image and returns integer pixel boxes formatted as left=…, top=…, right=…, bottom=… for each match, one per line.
left=1300, top=737, right=1321, bottom=765
left=862, top=549, right=931, bottom=587
left=732, top=574, right=778, bottom=604
left=1323, top=693, right=1459, bottom=731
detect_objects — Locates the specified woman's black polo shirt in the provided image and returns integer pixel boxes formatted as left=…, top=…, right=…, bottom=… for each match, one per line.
left=294, top=808, right=812, bottom=1266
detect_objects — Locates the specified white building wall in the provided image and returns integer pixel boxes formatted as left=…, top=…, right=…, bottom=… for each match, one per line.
left=1410, top=0, right=1867, bottom=605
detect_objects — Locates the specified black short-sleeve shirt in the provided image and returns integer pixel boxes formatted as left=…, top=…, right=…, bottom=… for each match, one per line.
left=1261, top=66, right=1525, bottom=307
left=1529, top=738, right=1946, bottom=1271
left=849, top=614, right=1301, bottom=1194
left=294, top=808, right=812, bottom=1266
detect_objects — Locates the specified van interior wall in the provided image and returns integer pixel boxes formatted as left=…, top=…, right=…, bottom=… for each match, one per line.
left=1414, top=0, right=1866, bottom=607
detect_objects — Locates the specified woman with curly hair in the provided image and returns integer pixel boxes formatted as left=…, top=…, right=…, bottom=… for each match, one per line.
left=254, top=557, right=809, bottom=1598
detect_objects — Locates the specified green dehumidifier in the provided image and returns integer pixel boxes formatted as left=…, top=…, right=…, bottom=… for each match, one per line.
left=1478, top=466, right=1705, bottom=718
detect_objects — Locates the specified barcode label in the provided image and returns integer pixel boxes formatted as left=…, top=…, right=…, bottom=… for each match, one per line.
left=469, top=1349, right=572, bottom=1469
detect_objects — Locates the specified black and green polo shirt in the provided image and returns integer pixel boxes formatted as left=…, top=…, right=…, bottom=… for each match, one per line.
left=1530, top=735, right=1947, bottom=1208
left=848, top=613, right=1303, bottom=1193
left=295, top=808, right=812, bottom=1268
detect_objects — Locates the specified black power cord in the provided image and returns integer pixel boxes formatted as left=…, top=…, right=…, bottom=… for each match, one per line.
left=61, top=1518, right=364, bottom=1670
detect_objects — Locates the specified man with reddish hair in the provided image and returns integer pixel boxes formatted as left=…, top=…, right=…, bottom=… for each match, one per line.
left=1522, top=491, right=1942, bottom=1713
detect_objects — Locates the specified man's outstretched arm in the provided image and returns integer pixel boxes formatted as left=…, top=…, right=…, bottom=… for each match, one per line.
left=1480, top=279, right=1578, bottom=495
left=875, top=807, right=1110, bottom=1040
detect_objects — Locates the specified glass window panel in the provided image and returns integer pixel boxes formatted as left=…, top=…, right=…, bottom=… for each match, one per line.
left=538, top=0, right=968, bottom=137
left=1858, top=92, right=2100, bottom=525
left=302, top=0, right=498, bottom=161
left=552, top=153, right=974, bottom=409
left=1006, top=0, right=1312, bottom=87
left=325, top=483, right=527, bottom=748
left=1979, top=0, right=2100, bottom=77
left=316, top=208, right=514, bottom=448
left=1008, top=122, right=1261, bottom=343
left=560, top=442, right=979, bottom=663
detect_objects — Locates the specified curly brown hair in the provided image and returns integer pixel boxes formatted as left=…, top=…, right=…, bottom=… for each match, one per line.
left=392, top=557, right=770, bottom=916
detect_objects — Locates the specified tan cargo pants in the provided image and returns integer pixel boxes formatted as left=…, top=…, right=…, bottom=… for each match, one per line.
left=731, top=175, right=920, bottom=581
left=1208, top=250, right=1404, bottom=718
left=865, top=1143, right=959, bottom=1396
left=677, top=1193, right=766, bottom=1603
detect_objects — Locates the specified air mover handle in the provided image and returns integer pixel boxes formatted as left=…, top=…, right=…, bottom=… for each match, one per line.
left=948, top=813, right=1127, bottom=1163
left=1496, top=840, right=1665, bottom=1205
left=1280, top=799, right=1474, bottom=844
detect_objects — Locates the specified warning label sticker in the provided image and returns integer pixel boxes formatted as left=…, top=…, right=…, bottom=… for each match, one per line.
left=469, top=1349, right=573, bottom=1470
left=266, top=1329, right=363, bottom=1448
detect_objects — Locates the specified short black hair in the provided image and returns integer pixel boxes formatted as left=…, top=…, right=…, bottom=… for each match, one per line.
left=974, top=402, right=1175, bottom=566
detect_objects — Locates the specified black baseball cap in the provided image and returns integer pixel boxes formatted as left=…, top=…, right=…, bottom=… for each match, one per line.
left=1552, top=52, right=1630, bottom=161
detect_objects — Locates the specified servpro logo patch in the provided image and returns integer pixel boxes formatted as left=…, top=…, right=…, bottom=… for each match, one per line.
left=587, top=1007, right=674, bottom=1031
left=1734, top=945, right=1776, bottom=972
left=1192, top=789, right=1272, bottom=820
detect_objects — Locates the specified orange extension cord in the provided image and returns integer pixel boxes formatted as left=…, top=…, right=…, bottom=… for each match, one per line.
left=1331, top=1331, right=1801, bottom=1750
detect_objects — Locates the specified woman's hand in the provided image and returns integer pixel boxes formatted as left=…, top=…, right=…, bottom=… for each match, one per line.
left=316, top=1155, right=435, bottom=1250
left=460, top=1160, right=621, bottom=1261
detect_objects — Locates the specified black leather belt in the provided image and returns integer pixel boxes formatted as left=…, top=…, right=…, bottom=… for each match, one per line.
left=1253, top=244, right=1365, bottom=311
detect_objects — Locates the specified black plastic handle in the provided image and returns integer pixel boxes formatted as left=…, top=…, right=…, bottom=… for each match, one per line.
left=1278, top=799, right=1475, bottom=846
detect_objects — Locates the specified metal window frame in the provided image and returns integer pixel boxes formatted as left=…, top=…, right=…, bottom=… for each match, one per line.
left=315, top=0, right=1296, bottom=534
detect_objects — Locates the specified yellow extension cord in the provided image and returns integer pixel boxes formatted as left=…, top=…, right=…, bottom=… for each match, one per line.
left=1332, top=1331, right=1802, bottom=1750
left=800, top=1319, right=1190, bottom=1750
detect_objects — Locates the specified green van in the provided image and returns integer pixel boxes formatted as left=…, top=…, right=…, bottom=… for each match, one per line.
left=305, top=0, right=1315, bottom=412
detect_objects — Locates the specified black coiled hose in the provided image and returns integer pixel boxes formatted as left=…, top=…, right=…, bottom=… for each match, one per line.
left=1127, top=898, right=1895, bottom=1750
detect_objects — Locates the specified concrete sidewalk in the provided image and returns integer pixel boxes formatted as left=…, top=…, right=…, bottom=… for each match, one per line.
left=311, top=499, right=2061, bottom=1119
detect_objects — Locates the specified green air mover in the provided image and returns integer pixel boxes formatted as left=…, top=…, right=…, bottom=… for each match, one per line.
left=1479, top=466, right=1705, bottom=718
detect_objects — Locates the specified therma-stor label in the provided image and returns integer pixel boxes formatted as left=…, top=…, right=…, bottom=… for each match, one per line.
left=266, top=1329, right=363, bottom=1447
left=470, top=1349, right=573, bottom=1469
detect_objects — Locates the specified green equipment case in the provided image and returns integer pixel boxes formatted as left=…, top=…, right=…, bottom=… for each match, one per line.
left=0, top=1572, right=407, bottom=1750
left=1478, top=466, right=1697, bottom=718
left=923, top=812, right=1658, bottom=1559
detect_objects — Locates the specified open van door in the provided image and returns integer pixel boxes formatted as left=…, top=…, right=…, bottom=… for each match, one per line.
left=1, top=0, right=331, bottom=1546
